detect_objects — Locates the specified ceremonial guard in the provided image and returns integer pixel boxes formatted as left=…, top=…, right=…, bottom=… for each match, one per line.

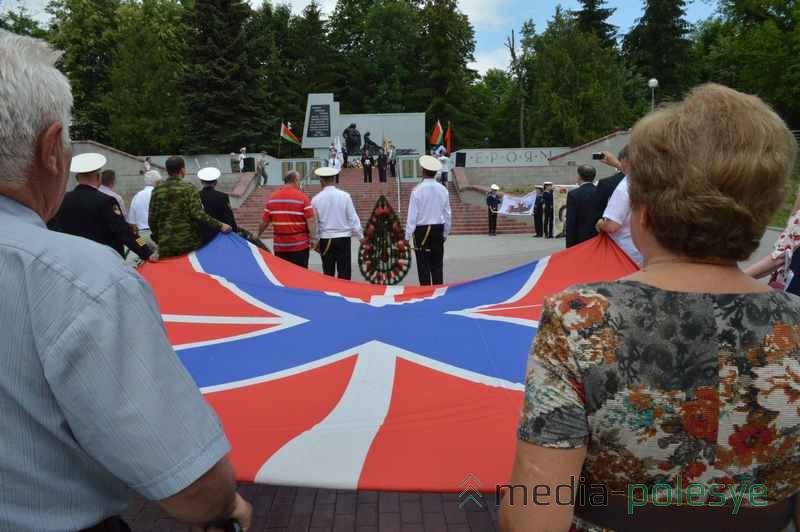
left=533, top=185, right=544, bottom=237
left=361, top=151, right=374, bottom=183
left=198, top=166, right=270, bottom=252
left=405, top=155, right=452, bottom=285
left=148, top=156, right=232, bottom=258
left=486, top=184, right=500, bottom=236
left=377, top=150, right=388, bottom=183
left=311, top=167, right=363, bottom=280
left=543, top=181, right=554, bottom=238
left=51, top=153, right=154, bottom=261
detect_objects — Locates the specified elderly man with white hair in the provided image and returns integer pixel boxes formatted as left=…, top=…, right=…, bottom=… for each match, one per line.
left=0, top=31, right=252, bottom=531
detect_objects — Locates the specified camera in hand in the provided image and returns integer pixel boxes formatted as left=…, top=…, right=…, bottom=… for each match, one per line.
left=591, top=152, right=605, bottom=160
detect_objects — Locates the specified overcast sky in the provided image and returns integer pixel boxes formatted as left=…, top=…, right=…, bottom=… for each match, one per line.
left=7, top=0, right=718, bottom=74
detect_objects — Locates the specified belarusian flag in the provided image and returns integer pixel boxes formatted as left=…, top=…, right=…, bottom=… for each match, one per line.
left=429, top=120, right=443, bottom=146
left=280, top=122, right=301, bottom=145
left=444, top=122, right=453, bottom=154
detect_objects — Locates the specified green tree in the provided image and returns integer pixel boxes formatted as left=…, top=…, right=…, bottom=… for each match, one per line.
left=361, top=0, right=423, bottom=113
left=622, top=0, right=693, bottom=101
left=418, top=0, right=480, bottom=148
left=47, top=0, right=120, bottom=143
left=471, top=68, right=517, bottom=147
left=104, top=0, right=187, bottom=155
left=182, top=0, right=256, bottom=153
left=527, top=8, right=631, bottom=146
left=574, top=0, right=617, bottom=48
left=0, top=6, right=48, bottom=37
left=328, top=0, right=376, bottom=113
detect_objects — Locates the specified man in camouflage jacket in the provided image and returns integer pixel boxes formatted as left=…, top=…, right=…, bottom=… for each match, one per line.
left=148, top=156, right=232, bottom=258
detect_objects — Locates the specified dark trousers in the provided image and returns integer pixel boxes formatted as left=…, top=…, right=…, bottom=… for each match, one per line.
left=276, top=248, right=310, bottom=268
left=413, top=224, right=445, bottom=286
left=320, top=237, right=352, bottom=280
left=533, top=209, right=543, bottom=236
left=441, top=172, right=448, bottom=185
left=389, top=161, right=396, bottom=177
left=81, top=516, right=132, bottom=532
left=488, top=212, right=498, bottom=235
left=378, top=166, right=387, bottom=182
left=544, top=206, right=554, bottom=238
left=363, top=165, right=372, bottom=183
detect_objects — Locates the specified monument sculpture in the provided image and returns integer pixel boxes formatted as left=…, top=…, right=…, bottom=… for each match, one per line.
left=362, top=132, right=382, bottom=156
left=343, top=124, right=362, bottom=155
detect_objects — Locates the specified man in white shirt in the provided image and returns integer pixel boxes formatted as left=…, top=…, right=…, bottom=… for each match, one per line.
left=405, top=155, right=452, bottom=285
left=238, top=147, right=246, bottom=172
left=312, top=166, right=363, bottom=280
left=438, top=153, right=450, bottom=185
left=129, top=170, right=160, bottom=235
left=596, top=176, right=643, bottom=265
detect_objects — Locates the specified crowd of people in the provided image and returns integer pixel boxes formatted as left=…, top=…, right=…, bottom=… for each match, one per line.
left=5, top=29, right=800, bottom=532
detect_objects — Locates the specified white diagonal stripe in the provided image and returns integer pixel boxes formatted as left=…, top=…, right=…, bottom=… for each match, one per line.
left=254, top=342, right=397, bottom=489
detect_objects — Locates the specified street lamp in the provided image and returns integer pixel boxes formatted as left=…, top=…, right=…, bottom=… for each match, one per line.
left=648, top=78, right=659, bottom=111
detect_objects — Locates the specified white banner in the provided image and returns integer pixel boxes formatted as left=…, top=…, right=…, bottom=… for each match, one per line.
left=498, top=192, right=537, bottom=215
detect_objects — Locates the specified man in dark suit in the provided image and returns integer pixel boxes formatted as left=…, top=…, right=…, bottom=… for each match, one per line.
left=50, top=153, right=155, bottom=261
left=197, top=167, right=272, bottom=253
left=532, top=185, right=544, bottom=237
left=197, top=167, right=237, bottom=245
left=591, top=146, right=628, bottom=222
left=361, top=151, right=374, bottom=183
left=542, top=182, right=554, bottom=238
left=565, top=165, right=598, bottom=247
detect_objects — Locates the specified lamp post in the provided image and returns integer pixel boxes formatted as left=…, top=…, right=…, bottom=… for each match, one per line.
left=648, top=78, right=659, bottom=111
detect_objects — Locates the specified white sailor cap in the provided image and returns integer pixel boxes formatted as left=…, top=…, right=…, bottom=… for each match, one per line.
left=419, top=155, right=442, bottom=172
left=198, top=167, right=222, bottom=182
left=70, top=153, right=107, bottom=174
left=315, top=166, right=340, bottom=178
left=543, top=181, right=553, bottom=186
left=490, top=184, right=500, bottom=191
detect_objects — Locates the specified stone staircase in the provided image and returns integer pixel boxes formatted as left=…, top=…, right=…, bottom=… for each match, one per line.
left=235, top=168, right=532, bottom=236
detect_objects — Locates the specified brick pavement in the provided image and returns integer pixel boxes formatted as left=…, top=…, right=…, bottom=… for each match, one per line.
left=124, top=484, right=499, bottom=532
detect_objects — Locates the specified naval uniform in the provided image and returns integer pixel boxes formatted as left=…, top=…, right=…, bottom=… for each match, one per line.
left=405, top=178, right=452, bottom=286
left=50, top=184, right=153, bottom=260
left=312, top=185, right=363, bottom=280
left=543, top=189, right=554, bottom=238
left=199, top=187, right=238, bottom=243
left=533, top=193, right=544, bottom=237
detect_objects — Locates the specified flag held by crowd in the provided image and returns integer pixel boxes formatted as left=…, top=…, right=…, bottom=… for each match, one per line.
left=139, top=234, right=637, bottom=492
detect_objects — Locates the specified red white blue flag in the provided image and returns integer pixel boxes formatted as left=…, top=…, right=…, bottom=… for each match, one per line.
left=139, top=234, right=636, bottom=492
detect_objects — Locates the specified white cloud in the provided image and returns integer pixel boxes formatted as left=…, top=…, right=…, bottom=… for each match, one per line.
left=469, top=46, right=509, bottom=75
left=458, top=0, right=512, bottom=31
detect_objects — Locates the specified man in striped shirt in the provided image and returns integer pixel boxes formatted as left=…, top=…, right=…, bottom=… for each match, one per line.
left=257, top=170, right=317, bottom=268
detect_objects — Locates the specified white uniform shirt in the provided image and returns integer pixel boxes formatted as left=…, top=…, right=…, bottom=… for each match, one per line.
left=238, top=153, right=245, bottom=171
left=98, top=185, right=127, bottom=219
left=439, top=155, right=450, bottom=173
left=128, top=186, right=154, bottom=231
left=602, top=177, right=643, bottom=265
left=405, top=178, right=452, bottom=241
left=312, top=186, right=363, bottom=240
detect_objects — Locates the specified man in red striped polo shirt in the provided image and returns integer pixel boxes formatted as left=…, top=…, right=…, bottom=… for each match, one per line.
left=256, top=171, right=317, bottom=268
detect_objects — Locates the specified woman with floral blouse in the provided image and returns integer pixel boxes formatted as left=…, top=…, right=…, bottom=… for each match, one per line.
left=500, top=84, right=800, bottom=532
left=745, top=199, right=800, bottom=290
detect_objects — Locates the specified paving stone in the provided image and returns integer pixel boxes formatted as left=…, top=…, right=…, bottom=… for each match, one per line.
left=378, top=512, right=401, bottom=532
left=442, top=502, right=467, bottom=525
left=421, top=494, right=443, bottom=514
left=311, top=503, right=336, bottom=528
left=356, top=503, right=378, bottom=527
left=333, top=513, right=356, bottom=532
left=400, top=501, right=422, bottom=524
left=336, top=492, right=357, bottom=514
left=379, top=492, right=400, bottom=513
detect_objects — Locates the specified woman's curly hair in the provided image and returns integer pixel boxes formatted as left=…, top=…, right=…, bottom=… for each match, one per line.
left=628, top=83, right=798, bottom=261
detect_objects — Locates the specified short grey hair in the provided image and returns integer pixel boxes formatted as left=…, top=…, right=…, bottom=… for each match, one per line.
left=0, top=31, right=73, bottom=185
left=143, top=170, right=161, bottom=186
left=283, top=170, right=300, bottom=184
